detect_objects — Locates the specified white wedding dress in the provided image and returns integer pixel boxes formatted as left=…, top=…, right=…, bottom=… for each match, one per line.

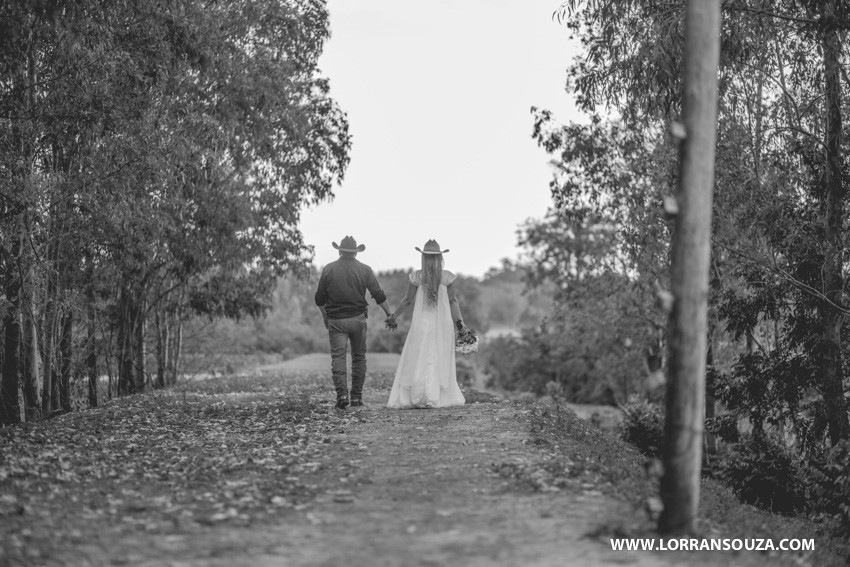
left=387, top=270, right=466, bottom=409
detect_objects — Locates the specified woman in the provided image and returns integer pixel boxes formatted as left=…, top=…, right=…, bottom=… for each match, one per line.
left=386, top=239, right=467, bottom=409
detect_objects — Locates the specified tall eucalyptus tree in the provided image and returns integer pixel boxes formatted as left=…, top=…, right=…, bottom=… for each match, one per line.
left=0, top=0, right=350, bottom=421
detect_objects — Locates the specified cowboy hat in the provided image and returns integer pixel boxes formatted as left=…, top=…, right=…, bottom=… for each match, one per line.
left=415, top=239, right=449, bottom=255
left=333, top=235, right=366, bottom=253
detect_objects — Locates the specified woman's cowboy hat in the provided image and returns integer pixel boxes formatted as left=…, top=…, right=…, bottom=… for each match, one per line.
left=333, top=235, right=366, bottom=253
left=415, top=239, right=449, bottom=255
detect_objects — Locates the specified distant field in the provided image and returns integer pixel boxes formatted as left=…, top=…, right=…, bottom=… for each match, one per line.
left=254, top=352, right=401, bottom=375
left=482, top=326, right=521, bottom=340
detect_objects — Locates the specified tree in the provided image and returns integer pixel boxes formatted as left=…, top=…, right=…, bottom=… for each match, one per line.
left=658, top=0, right=721, bottom=535
left=0, top=0, right=350, bottom=417
left=547, top=0, right=850, bottom=531
left=514, top=211, right=661, bottom=403
left=817, top=0, right=850, bottom=442
left=554, top=0, right=850, bottom=447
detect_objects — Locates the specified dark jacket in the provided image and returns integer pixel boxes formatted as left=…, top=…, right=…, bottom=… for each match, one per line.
left=314, top=256, right=387, bottom=319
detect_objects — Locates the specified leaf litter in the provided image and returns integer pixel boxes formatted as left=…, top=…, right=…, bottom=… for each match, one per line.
left=0, top=371, right=361, bottom=565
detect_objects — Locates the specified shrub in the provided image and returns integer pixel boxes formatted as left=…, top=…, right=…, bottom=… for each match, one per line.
left=718, top=434, right=808, bottom=516
left=705, top=413, right=740, bottom=443
left=618, top=401, right=665, bottom=457
left=808, top=439, right=850, bottom=535
left=479, top=315, right=647, bottom=406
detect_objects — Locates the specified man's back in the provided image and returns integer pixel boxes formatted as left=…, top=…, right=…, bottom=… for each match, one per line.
left=315, top=256, right=386, bottom=319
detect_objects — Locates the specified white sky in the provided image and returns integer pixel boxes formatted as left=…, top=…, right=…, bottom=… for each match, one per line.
left=299, top=0, right=585, bottom=278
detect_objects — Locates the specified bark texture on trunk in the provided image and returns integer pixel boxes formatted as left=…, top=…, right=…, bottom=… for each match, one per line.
left=155, top=309, right=168, bottom=389
left=819, top=0, right=850, bottom=444
left=135, top=299, right=146, bottom=392
left=86, top=302, right=98, bottom=408
left=659, top=0, right=721, bottom=536
left=59, top=312, right=72, bottom=412
left=22, top=285, right=40, bottom=420
left=117, top=287, right=137, bottom=396
left=2, top=287, right=22, bottom=426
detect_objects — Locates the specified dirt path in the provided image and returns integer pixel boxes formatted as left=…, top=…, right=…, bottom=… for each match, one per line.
left=174, top=354, right=765, bottom=567
left=2, top=354, right=784, bottom=566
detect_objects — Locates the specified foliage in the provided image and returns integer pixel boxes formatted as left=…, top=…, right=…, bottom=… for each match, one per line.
left=540, top=0, right=850, bottom=529
left=482, top=260, right=554, bottom=321
left=699, top=476, right=850, bottom=567
left=529, top=112, right=673, bottom=286
left=0, top=0, right=351, bottom=418
left=808, top=440, right=850, bottom=534
left=515, top=112, right=669, bottom=406
left=184, top=275, right=328, bottom=359
left=619, top=401, right=665, bottom=458
left=710, top=348, right=822, bottom=450
left=716, top=434, right=809, bottom=516
left=484, top=247, right=658, bottom=405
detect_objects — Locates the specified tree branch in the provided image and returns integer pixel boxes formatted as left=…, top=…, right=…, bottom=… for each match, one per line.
left=721, top=2, right=817, bottom=26
left=714, top=240, right=850, bottom=315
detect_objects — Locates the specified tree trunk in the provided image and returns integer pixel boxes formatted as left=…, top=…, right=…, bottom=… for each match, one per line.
left=705, top=316, right=718, bottom=456
left=20, top=216, right=40, bottom=419
left=2, top=290, right=22, bottom=426
left=117, top=287, right=136, bottom=396
left=87, top=333, right=98, bottom=408
left=705, top=265, right=722, bottom=457
left=22, top=283, right=40, bottom=421
left=41, top=240, right=59, bottom=414
left=40, top=309, right=52, bottom=413
left=659, top=0, right=721, bottom=536
left=170, top=313, right=183, bottom=386
left=155, top=308, right=168, bottom=389
left=59, top=311, right=72, bottom=412
left=104, top=322, right=114, bottom=401
left=49, top=317, right=60, bottom=412
left=135, top=299, right=147, bottom=392
left=742, top=332, right=764, bottom=437
left=818, top=0, right=850, bottom=444
left=106, top=346, right=114, bottom=401
left=1, top=232, right=22, bottom=424
left=86, top=301, right=98, bottom=408
left=6, top=28, right=33, bottom=425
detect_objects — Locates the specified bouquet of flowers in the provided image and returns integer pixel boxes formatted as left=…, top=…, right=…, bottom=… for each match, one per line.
left=455, top=322, right=479, bottom=354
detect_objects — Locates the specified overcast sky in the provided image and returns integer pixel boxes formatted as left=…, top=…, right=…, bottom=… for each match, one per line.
left=299, top=0, right=585, bottom=278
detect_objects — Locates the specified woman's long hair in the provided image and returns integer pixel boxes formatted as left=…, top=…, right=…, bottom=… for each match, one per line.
left=420, top=253, right=443, bottom=306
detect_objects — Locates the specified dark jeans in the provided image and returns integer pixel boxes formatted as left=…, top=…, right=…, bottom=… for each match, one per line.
left=327, top=315, right=368, bottom=400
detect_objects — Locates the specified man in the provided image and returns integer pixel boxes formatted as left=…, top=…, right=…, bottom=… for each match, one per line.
left=315, top=236, right=396, bottom=409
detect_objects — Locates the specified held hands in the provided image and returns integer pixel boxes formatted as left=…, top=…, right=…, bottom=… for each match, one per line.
left=385, top=314, right=398, bottom=331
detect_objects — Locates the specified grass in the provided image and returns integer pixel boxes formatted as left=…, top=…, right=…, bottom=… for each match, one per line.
left=180, top=352, right=289, bottom=376
left=526, top=401, right=651, bottom=504
left=519, top=401, right=850, bottom=566
left=700, top=477, right=850, bottom=566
